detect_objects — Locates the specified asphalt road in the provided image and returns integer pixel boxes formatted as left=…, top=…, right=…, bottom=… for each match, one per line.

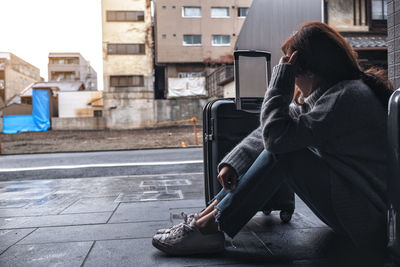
left=0, top=148, right=204, bottom=180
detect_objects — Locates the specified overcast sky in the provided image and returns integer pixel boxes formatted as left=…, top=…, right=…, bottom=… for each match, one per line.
left=0, top=0, right=104, bottom=89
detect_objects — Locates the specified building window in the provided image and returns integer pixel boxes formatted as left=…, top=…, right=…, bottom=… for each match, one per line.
left=182, top=7, right=201, bottom=17
left=183, top=35, right=202, bottom=46
left=372, top=0, right=387, bottom=20
left=211, top=7, right=230, bottom=18
left=212, top=35, right=230, bottom=46
left=110, top=75, right=144, bottom=87
left=107, top=44, right=145, bottom=55
left=51, top=72, right=76, bottom=81
left=238, top=7, right=249, bottom=17
left=106, top=11, right=145, bottom=22
left=49, top=57, right=79, bottom=64
left=94, top=110, right=102, bottom=117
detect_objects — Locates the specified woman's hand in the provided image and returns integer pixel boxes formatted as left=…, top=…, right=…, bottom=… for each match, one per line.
left=279, top=50, right=299, bottom=65
left=217, top=165, right=238, bottom=190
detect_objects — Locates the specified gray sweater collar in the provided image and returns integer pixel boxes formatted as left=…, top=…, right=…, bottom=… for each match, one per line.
left=304, top=86, right=326, bottom=108
left=304, top=80, right=346, bottom=108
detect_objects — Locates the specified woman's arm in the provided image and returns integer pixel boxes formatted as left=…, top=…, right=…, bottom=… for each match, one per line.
left=217, top=126, right=264, bottom=177
left=261, top=64, right=340, bottom=154
left=217, top=77, right=304, bottom=177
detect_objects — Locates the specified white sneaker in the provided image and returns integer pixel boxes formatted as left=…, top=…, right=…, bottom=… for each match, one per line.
left=156, top=212, right=198, bottom=234
left=152, top=221, right=225, bottom=255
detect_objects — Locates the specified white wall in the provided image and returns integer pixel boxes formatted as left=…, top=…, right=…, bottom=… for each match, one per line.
left=223, top=80, right=235, bottom=98
left=58, top=91, right=102, bottom=118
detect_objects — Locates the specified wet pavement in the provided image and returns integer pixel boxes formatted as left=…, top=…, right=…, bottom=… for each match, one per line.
left=0, top=150, right=391, bottom=266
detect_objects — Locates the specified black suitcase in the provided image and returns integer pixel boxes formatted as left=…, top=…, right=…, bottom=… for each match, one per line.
left=388, top=88, right=400, bottom=263
left=203, top=51, right=294, bottom=222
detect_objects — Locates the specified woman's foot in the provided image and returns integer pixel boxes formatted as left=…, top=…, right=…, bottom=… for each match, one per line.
left=152, top=219, right=225, bottom=255
left=156, top=212, right=198, bottom=234
left=155, top=199, right=219, bottom=235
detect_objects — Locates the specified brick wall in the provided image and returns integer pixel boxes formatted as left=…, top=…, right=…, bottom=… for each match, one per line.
left=388, top=0, right=400, bottom=88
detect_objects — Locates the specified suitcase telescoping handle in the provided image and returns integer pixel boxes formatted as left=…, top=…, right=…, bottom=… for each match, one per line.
left=234, top=50, right=272, bottom=110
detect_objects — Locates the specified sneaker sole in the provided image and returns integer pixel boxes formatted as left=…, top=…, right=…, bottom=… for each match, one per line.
left=152, top=237, right=225, bottom=256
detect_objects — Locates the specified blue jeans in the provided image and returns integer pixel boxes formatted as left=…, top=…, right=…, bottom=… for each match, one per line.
left=213, top=149, right=384, bottom=247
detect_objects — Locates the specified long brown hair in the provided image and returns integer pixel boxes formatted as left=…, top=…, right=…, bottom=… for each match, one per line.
left=281, top=22, right=393, bottom=108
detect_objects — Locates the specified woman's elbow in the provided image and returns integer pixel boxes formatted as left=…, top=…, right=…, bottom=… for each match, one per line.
left=263, top=139, right=285, bottom=154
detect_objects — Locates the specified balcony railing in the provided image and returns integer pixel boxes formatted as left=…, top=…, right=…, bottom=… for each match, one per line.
left=206, top=65, right=234, bottom=98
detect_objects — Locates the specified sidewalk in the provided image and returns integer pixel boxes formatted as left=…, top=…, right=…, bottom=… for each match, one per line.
left=0, top=172, right=386, bottom=266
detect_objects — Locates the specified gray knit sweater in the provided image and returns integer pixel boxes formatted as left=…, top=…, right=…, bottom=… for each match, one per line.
left=219, top=64, right=388, bottom=241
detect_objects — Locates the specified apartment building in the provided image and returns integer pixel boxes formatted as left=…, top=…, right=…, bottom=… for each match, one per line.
left=0, top=52, right=41, bottom=103
left=102, top=0, right=154, bottom=128
left=154, top=0, right=253, bottom=99
left=48, top=52, right=98, bottom=90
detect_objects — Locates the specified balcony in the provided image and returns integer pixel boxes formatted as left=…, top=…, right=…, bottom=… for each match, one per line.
left=206, top=64, right=234, bottom=98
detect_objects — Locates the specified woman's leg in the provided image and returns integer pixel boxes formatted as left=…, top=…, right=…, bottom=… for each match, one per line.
left=198, top=189, right=229, bottom=218
left=214, top=149, right=287, bottom=237
left=278, top=149, right=386, bottom=249
left=210, top=148, right=384, bottom=246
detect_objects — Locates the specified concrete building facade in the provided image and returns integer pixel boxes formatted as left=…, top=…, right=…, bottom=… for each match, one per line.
left=0, top=52, right=41, bottom=103
left=48, top=52, right=98, bottom=91
left=154, top=0, right=253, bottom=98
left=101, top=0, right=154, bottom=128
left=326, top=0, right=388, bottom=69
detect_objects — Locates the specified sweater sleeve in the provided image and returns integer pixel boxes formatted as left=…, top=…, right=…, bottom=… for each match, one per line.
left=217, top=65, right=307, bottom=176
left=261, top=63, right=339, bottom=154
left=217, top=126, right=264, bottom=177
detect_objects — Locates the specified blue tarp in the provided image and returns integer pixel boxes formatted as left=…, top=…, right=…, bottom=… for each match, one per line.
left=2, top=89, right=50, bottom=134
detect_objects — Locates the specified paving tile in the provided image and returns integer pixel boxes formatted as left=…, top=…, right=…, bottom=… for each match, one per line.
left=243, top=211, right=326, bottom=233
left=196, top=261, right=330, bottom=267
left=0, top=199, right=30, bottom=209
left=19, top=221, right=168, bottom=244
left=108, top=202, right=170, bottom=223
left=61, top=196, right=119, bottom=214
left=84, top=237, right=238, bottom=267
left=0, top=241, right=93, bottom=267
left=0, top=212, right=111, bottom=229
left=0, top=229, right=36, bottom=254
left=109, top=199, right=204, bottom=223
left=0, top=190, right=52, bottom=201
left=0, top=194, right=79, bottom=218
left=0, top=207, right=62, bottom=217
left=163, top=199, right=204, bottom=208
left=255, top=227, right=336, bottom=260
left=84, top=233, right=322, bottom=267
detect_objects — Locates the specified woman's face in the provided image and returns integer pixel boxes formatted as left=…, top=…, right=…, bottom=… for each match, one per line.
left=295, top=72, right=314, bottom=97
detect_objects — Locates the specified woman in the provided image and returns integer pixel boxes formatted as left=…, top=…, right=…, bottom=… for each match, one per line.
left=152, top=22, right=393, bottom=258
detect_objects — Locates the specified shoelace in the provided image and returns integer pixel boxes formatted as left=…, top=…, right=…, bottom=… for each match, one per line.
left=165, top=212, right=197, bottom=237
left=181, top=212, right=192, bottom=224
left=166, top=212, right=196, bottom=232
left=170, top=221, right=193, bottom=236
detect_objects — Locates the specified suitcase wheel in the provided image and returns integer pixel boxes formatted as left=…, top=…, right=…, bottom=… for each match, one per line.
left=279, top=210, right=293, bottom=223
left=262, top=209, right=272, bottom=216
